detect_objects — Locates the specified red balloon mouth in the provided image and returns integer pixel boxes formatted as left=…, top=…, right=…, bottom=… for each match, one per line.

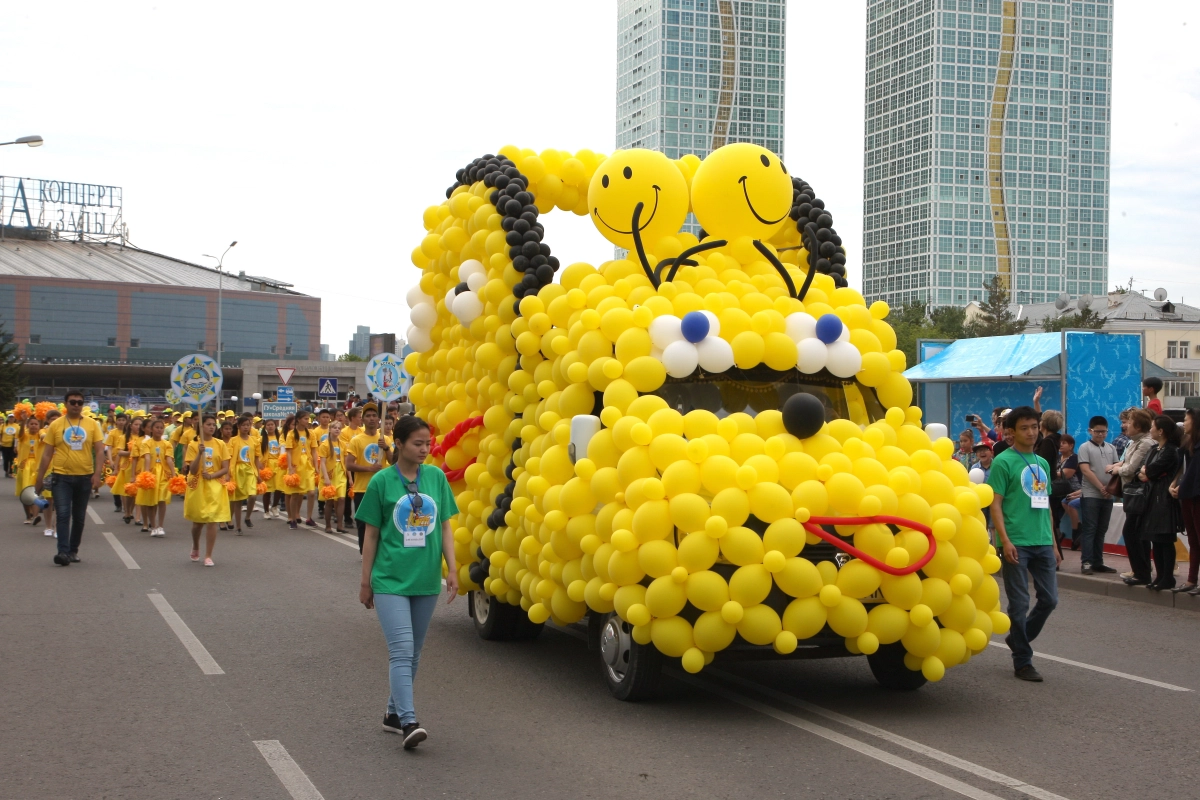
left=802, top=515, right=937, bottom=577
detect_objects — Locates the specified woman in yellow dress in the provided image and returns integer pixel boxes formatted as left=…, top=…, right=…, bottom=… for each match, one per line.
left=258, top=418, right=282, bottom=520
left=16, top=417, right=55, bottom=536
left=115, top=417, right=143, bottom=525
left=184, top=413, right=230, bottom=566
left=105, top=415, right=129, bottom=516
left=228, top=414, right=262, bottom=535
left=136, top=418, right=175, bottom=538
left=284, top=409, right=317, bottom=529
left=319, top=419, right=348, bottom=533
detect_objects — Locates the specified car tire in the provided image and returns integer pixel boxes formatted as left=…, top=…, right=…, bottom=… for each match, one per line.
left=866, top=642, right=928, bottom=691
left=470, top=590, right=544, bottom=642
left=598, top=612, right=663, bottom=702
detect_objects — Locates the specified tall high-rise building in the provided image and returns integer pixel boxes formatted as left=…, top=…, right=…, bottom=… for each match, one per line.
left=861, top=0, right=1113, bottom=308
left=348, top=325, right=372, bottom=359
left=616, top=0, right=788, bottom=161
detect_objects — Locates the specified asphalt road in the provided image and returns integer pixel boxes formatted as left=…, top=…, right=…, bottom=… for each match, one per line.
left=3, top=487, right=1199, bottom=800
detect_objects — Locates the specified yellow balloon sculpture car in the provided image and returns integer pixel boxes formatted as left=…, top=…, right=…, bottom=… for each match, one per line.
left=404, top=143, right=1010, bottom=700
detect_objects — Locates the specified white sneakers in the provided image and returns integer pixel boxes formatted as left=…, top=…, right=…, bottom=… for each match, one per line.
left=151, top=528, right=165, bottom=538
left=44, top=528, right=54, bottom=537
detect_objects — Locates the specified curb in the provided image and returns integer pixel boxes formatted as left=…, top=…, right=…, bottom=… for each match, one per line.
left=1057, top=572, right=1200, bottom=613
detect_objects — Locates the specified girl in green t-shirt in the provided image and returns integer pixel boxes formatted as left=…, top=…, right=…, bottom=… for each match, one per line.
left=357, top=415, right=458, bottom=750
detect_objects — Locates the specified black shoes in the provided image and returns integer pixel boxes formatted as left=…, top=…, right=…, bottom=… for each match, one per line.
left=68, top=553, right=80, bottom=563
left=53, top=552, right=70, bottom=566
left=401, top=722, right=427, bottom=750
left=244, top=517, right=253, bottom=528
left=1081, top=562, right=1093, bottom=575
left=382, top=713, right=403, bottom=734
left=1015, top=665, right=1044, bottom=682
left=1092, top=564, right=1117, bottom=574
left=1123, top=577, right=1149, bottom=586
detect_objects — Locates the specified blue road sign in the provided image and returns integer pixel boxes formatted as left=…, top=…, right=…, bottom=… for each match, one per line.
left=317, top=377, right=338, bottom=398
left=261, top=401, right=296, bottom=421
left=276, top=386, right=294, bottom=402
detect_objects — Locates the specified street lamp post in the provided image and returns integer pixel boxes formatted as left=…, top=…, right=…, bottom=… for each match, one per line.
left=0, top=135, right=44, bottom=148
left=202, top=241, right=237, bottom=410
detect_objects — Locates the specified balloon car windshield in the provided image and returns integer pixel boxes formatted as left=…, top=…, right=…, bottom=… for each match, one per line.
left=651, top=367, right=888, bottom=426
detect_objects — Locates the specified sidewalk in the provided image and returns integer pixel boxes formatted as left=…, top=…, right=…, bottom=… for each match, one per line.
left=1054, top=545, right=1200, bottom=613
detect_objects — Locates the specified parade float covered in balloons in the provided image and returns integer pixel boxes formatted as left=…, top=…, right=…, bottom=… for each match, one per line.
left=403, top=143, right=1009, bottom=699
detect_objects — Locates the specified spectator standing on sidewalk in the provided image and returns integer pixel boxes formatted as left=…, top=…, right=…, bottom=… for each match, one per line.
left=1137, top=415, right=1183, bottom=591
left=1057, top=434, right=1082, bottom=547
left=1076, top=416, right=1119, bottom=575
left=953, top=429, right=977, bottom=470
left=1170, top=408, right=1200, bottom=595
left=974, top=442, right=994, bottom=532
left=1143, top=377, right=1164, bottom=415
left=1111, top=409, right=1155, bottom=586
left=1113, top=408, right=1136, bottom=459
left=987, top=406, right=1059, bottom=683
left=1035, top=409, right=1065, bottom=554
left=34, top=391, right=105, bottom=567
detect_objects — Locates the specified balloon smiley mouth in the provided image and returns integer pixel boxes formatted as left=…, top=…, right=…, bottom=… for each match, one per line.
left=738, top=176, right=789, bottom=225
left=593, top=185, right=661, bottom=235
left=802, top=514, right=937, bottom=576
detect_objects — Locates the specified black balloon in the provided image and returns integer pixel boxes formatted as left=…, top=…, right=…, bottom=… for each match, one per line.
left=782, top=393, right=826, bottom=440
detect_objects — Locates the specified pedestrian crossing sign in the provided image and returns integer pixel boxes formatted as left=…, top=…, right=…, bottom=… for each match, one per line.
left=317, top=377, right=338, bottom=398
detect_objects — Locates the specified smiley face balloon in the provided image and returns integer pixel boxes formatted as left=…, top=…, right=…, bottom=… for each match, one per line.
left=690, top=142, right=793, bottom=241
left=588, top=149, right=690, bottom=250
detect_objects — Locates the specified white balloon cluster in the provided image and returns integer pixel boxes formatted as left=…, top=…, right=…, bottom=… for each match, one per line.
left=447, top=259, right=487, bottom=325
left=649, top=311, right=733, bottom=377
left=406, top=285, right=436, bottom=353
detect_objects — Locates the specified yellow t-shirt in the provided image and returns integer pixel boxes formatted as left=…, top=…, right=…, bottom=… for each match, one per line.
left=339, top=425, right=363, bottom=450
left=230, top=434, right=257, bottom=469
left=286, top=430, right=314, bottom=468
left=143, top=437, right=172, bottom=470
left=348, top=431, right=394, bottom=494
left=318, top=438, right=344, bottom=465
left=264, top=435, right=281, bottom=461
left=42, top=415, right=105, bottom=476
left=1, top=424, right=16, bottom=447
left=172, top=425, right=197, bottom=449
left=186, top=438, right=229, bottom=476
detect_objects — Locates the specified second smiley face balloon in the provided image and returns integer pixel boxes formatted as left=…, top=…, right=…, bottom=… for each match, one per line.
left=690, top=142, right=793, bottom=241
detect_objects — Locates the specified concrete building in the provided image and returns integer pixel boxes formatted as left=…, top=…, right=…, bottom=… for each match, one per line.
left=967, top=290, right=1200, bottom=408
left=862, top=0, right=1113, bottom=309
left=240, top=359, right=364, bottom=409
left=0, top=229, right=319, bottom=402
left=616, top=0, right=787, bottom=160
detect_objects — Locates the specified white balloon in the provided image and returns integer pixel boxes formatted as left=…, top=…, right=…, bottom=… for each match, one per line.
left=408, top=326, right=434, bottom=353
left=406, top=285, right=432, bottom=309
left=466, top=271, right=487, bottom=292
left=410, top=302, right=437, bottom=330
left=662, top=340, right=700, bottom=378
left=649, top=315, right=684, bottom=350
left=452, top=292, right=483, bottom=324
left=796, top=338, right=828, bottom=374
left=458, top=258, right=484, bottom=281
left=700, top=309, right=721, bottom=338
left=650, top=346, right=664, bottom=361
left=837, top=322, right=851, bottom=343
left=696, top=336, right=735, bottom=373
left=230, top=395, right=238, bottom=402
left=825, top=341, right=862, bottom=378
left=444, top=287, right=457, bottom=310
left=925, top=423, right=949, bottom=441
left=252, top=392, right=263, bottom=400
left=785, top=312, right=817, bottom=342
left=969, top=468, right=987, bottom=484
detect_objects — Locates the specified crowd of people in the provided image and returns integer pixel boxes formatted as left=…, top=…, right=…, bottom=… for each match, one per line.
left=950, top=378, right=1199, bottom=596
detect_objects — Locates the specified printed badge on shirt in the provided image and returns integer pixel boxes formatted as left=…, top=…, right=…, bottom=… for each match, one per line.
left=64, top=424, right=88, bottom=451
left=393, top=491, right=437, bottom=548
left=1021, top=462, right=1050, bottom=509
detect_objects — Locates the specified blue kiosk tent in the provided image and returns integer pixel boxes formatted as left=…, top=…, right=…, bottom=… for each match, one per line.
left=903, top=330, right=1169, bottom=444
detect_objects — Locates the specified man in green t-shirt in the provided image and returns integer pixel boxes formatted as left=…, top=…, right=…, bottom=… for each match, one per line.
left=987, top=405, right=1059, bottom=682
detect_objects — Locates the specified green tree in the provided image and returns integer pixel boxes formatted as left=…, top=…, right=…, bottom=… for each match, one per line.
left=1039, top=306, right=1106, bottom=332
left=0, top=321, right=24, bottom=409
left=891, top=302, right=966, bottom=366
left=337, top=353, right=365, bottom=362
left=963, top=276, right=1027, bottom=338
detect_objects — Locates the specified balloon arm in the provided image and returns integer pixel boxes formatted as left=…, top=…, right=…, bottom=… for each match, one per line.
left=795, top=222, right=820, bottom=302
left=801, top=515, right=937, bottom=576
left=752, top=239, right=798, bottom=299
left=660, top=239, right=727, bottom=284
left=630, top=202, right=658, bottom=288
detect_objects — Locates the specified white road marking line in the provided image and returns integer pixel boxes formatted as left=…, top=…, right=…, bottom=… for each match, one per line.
left=101, top=531, right=139, bottom=570
left=313, top=529, right=357, bottom=549
left=546, top=625, right=1018, bottom=800
left=986, top=642, right=1191, bottom=692
left=87, top=507, right=103, bottom=524
left=254, top=740, right=326, bottom=800
left=707, top=668, right=1070, bottom=800
left=674, top=672, right=1007, bottom=800
left=146, top=593, right=224, bottom=675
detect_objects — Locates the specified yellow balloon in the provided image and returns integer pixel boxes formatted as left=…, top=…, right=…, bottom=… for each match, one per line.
left=690, top=143, right=793, bottom=241
left=588, top=149, right=690, bottom=250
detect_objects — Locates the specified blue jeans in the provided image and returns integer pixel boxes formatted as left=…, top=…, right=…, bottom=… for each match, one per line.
left=375, top=593, right=439, bottom=725
left=1000, top=545, right=1059, bottom=670
left=51, top=474, right=93, bottom=556
left=1079, top=497, right=1113, bottom=567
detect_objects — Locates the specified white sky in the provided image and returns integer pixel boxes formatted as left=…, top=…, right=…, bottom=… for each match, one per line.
left=1, top=1, right=1196, bottom=354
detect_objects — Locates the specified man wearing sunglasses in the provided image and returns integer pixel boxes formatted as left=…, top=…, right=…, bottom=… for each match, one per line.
left=35, top=391, right=106, bottom=566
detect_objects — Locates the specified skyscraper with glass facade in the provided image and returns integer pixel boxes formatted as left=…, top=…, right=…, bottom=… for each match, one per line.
left=861, top=0, right=1113, bottom=308
left=616, top=0, right=787, bottom=160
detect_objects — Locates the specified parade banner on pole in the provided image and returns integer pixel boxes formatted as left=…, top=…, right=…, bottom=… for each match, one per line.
left=170, top=354, right=223, bottom=408
left=364, top=353, right=404, bottom=402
